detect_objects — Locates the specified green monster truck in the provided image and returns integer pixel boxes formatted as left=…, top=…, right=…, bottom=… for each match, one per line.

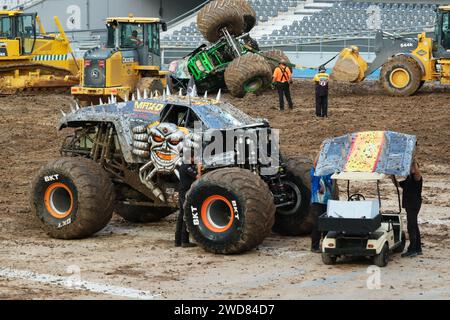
left=171, top=0, right=292, bottom=98
left=30, top=90, right=318, bottom=254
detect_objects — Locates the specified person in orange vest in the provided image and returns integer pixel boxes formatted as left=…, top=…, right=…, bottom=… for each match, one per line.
left=272, top=60, right=294, bottom=111
left=313, top=66, right=330, bottom=117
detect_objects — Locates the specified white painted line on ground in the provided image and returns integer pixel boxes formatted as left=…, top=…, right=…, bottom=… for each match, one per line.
left=0, top=267, right=159, bottom=300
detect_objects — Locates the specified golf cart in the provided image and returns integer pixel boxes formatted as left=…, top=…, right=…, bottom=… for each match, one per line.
left=319, top=172, right=405, bottom=267
left=314, top=131, right=417, bottom=267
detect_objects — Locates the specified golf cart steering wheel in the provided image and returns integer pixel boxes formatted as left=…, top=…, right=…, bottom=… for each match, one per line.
left=348, top=193, right=366, bottom=201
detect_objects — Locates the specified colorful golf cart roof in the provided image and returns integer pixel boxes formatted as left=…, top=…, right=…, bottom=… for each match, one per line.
left=315, top=131, right=416, bottom=178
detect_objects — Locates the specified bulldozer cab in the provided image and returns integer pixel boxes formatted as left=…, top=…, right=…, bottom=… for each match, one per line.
left=434, top=6, right=450, bottom=58
left=106, top=16, right=167, bottom=67
left=0, top=10, right=37, bottom=57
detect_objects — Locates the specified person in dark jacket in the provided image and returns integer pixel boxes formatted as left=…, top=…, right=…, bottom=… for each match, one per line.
left=313, top=66, right=329, bottom=117
left=398, top=159, right=423, bottom=257
left=175, top=161, right=202, bottom=248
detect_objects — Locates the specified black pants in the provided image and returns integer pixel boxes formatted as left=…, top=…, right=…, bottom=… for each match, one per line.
left=276, top=82, right=293, bottom=110
left=311, top=203, right=327, bottom=250
left=175, top=191, right=190, bottom=245
left=406, top=207, right=422, bottom=252
left=315, top=93, right=328, bottom=117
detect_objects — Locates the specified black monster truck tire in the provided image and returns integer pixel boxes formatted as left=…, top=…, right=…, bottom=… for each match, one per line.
left=197, top=0, right=245, bottom=43
left=263, top=49, right=292, bottom=72
left=273, top=156, right=339, bottom=236
left=380, top=55, right=422, bottom=96
left=115, top=203, right=176, bottom=223
left=225, top=53, right=272, bottom=98
left=184, top=168, right=275, bottom=254
left=239, top=0, right=257, bottom=32
left=273, top=156, right=313, bottom=236
left=30, top=157, right=115, bottom=239
left=137, top=77, right=164, bottom=96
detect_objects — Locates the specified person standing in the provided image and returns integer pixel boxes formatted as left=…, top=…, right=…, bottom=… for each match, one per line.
left=310, top=159, right=334, bottom=253
left=272, top=60, right=294, bottom=111
left=399, top=160, right=423, bottom=257
left=175, top=161, right=202, bottom=248
left=313, top=66, right=330, bottom=117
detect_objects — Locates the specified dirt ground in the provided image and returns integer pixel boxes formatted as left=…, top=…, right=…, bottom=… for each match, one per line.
left=0, top=80, right=449, bottom=300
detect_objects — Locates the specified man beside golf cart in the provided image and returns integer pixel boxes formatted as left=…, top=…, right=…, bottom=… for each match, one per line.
left=313, top=131, right=421, bottom=267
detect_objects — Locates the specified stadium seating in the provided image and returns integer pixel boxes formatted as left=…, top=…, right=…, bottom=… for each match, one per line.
left=0, top=0, right=33, bottom=9
left=162, top=1, right=439, bottom=47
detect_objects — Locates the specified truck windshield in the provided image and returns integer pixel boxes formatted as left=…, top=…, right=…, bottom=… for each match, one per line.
left=0, top=16, right=12, bottom=39
left=192, top=102, right=257, bottom=129
left=106, top=22, right=143, bottom=48
left=441, top=11, right=450, bottom=50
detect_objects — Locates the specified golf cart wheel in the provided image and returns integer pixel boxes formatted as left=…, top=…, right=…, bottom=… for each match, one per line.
left=273, top=156, right=314, bottom=236
left=115, top=203, right=176, bottom=223
left=322, top=253, right=337, bottom=265
left=225, top=53, right=272, bottom=98
left=263, top=49, right=292, bottom=72
left=184, top=168, right=275, bottom=254
left=380, top=55, right=422, bottom=96
left=374, top=242, right=390, bottom=267
left=393, top=231, right=406, bottom=253
left=137, top=77, right=164, bottom=96
left=197, top=0, right=245, bottom=43
left=239, top=0, right=257, bottom=32
left=30, top=157, right=115, bottom=239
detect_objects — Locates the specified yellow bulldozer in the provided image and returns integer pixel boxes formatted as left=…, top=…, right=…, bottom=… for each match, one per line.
left=332, top=5, right=450, bottom=96
left=71, top=15, right=169, bottom=105
left=0, top=9, right=80, bottom=94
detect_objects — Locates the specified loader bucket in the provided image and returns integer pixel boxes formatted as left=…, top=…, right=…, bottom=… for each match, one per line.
left=331, top=46, right=368, bottom=82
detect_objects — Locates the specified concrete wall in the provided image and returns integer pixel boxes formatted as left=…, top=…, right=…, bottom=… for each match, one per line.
left=25, top=0, right=204, bottom=32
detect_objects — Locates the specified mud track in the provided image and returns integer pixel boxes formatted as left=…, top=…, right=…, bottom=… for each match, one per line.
left=0, top=80, right=449, bottom=299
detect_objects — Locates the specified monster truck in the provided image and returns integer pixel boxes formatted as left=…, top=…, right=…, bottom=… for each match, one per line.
left=30, top=91, right=312, bottom=254
left=171, top=0, right=292, bottom=98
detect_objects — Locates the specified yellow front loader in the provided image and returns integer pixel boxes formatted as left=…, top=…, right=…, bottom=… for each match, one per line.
left=71, top=15, right=169, bottom=105
left=331, top=6, right=450, bottom=96
left=0, top=9, right=80, bottom=94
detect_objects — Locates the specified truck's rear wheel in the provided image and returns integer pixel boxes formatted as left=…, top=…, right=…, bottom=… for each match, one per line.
left=263, top=50, right=291, bottom=72
left=184, top=168, right=275, bottom=254
left=225, top=53, right=272, bottom=98
left=197, top=0, right=245, bottom=43
left=30, top=158, right=115, bottom=239
left=380, top=56, right=422, bottom=96
left=273, top=156, right=313, bottom=236
left=137, top=77, right=164, bottom=96
left=240, top=0, right=257, bottom=32
left=115, top=203, right=176, bottom=223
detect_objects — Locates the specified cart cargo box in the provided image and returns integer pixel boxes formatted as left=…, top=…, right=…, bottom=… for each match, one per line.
left=319, top=200, right=382, bottom=233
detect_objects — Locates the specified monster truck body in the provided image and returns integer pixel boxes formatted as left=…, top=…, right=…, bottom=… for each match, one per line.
left=171, top=0, right=293, bottom=98
left=31, top=92, right=315, bottom=253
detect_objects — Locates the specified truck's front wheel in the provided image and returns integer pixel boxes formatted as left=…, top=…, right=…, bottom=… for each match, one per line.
left=30, top=158, right=115, bottom=239
left=225, top=53, right=272, bottom=98
left=184, top=168, right=275, bottom=254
